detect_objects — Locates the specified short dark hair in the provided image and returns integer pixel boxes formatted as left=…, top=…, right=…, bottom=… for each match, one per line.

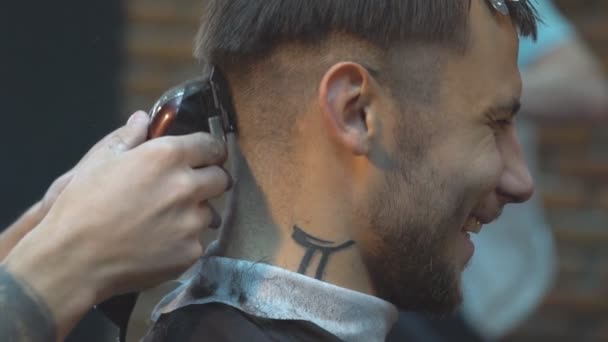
left=194, top=0, right=539, bottom=69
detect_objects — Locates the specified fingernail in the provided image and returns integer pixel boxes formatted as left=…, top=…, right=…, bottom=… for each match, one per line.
left=127, top=111, right=148, bottom=126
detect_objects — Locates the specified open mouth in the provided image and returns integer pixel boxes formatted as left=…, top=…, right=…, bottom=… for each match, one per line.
left=461, top=216, right=483, bottom=234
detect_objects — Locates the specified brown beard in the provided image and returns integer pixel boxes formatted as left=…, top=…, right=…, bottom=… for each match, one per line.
left=364, top=217, right=462, bottom=314
left=362, top=151, right=468, bottom=314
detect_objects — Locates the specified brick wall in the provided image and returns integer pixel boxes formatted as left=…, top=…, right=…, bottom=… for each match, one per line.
left=125, top=1, right=608, bottom=340
left=125, top=0, right=202, bottom=114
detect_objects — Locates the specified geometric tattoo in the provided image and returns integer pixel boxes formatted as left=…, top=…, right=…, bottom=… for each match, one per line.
left=292, top=226, right=355, bottom=280
left=0, top=267, right=56, bottom=342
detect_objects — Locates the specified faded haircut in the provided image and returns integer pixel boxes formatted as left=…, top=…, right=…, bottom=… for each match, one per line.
left=194, top=0, right=539, bottom=69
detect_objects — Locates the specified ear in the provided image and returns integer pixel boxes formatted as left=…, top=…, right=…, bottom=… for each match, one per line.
left=319, top=62, right=378, bottom=156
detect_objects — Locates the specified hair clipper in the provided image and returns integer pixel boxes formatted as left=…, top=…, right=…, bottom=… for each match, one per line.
left=148, top=66, right=237, bottom=140
left=97, top=66, right=236, bottom=342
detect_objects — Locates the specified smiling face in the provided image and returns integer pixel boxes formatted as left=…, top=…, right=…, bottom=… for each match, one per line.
left=360, top=0, right=534, bottom=313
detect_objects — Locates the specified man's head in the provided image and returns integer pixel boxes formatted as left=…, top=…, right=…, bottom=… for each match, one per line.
left=196, top=0, right=538, bottom=313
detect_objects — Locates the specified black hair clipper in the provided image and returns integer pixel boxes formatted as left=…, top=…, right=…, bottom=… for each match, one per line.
left=148, top=66, right=237, bottom=140
left=96, top=66, right=236, bottom=342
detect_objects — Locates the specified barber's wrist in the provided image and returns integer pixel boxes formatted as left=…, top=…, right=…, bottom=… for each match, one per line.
left=3, top=227, right=100, bottom=341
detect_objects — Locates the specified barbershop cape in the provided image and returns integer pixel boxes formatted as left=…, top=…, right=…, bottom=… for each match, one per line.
left=141, top=257, right=398, bottom=342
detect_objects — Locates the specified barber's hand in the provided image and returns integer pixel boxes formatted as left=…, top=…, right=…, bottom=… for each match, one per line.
left=0, top=112, right=156, bottom=260
left=3, top=111, right=231, bottom=340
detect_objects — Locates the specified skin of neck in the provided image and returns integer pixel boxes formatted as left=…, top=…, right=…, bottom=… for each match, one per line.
left=217, top=115, right=377, bottom=297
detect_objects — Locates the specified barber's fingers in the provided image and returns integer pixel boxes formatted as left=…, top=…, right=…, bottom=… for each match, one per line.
left=105, top=111, right=150, bottom=153
left=79, top=111, right=150, bottom=166
left=193, top=203, right=222, bottom=230
left=162, top=132, right=228, bottom=168
left=172, top=167, right=229, bottom=230
left=191, top=165, right=232, bottom=201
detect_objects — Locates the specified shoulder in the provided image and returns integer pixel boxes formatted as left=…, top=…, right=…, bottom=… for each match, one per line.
left=143, top=302, right=344, bottom=342
left=143, top=303, right=267, bottom=342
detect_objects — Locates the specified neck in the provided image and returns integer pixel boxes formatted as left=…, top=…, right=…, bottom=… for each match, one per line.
left=217, top=139, right=375, bottom=297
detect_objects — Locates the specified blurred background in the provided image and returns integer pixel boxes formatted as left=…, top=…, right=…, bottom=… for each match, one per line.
left=1, top=0, right=607, bottom=341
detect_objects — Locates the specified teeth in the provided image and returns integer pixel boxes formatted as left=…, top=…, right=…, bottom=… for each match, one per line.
left=465, top=217, right=482, bottom=234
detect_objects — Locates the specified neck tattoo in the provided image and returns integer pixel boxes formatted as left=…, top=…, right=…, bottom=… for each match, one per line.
left=292, top=226, right=355, bottom=280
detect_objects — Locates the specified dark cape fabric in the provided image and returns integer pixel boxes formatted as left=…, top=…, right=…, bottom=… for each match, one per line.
left=148, top=257, right=397, bottom=342
left=143, top=302, right=345, bottom=342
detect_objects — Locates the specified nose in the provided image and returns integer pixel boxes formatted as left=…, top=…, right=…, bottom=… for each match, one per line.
left=496, top=126, right=535, bottom=204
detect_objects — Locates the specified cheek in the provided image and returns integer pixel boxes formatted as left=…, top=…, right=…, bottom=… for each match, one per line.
left=435, top=149, right=500, bottom=199
left=475, top=145, right=503, bottom=188
left=464, top=132, right=504, bottom=193
left=425, top=129, right=504, bottom=218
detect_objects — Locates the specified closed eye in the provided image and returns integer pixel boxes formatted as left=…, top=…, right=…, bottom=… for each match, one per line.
left=495, top=118, right=513, bottom=126
left=484, top=98, right=520, bottom=129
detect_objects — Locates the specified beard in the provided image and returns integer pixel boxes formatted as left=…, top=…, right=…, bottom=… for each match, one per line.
left=362, top=152, right=470, bottom=315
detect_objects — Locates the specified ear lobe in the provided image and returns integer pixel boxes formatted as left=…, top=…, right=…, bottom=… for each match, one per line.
left=319, top=62, right=373, bottom=156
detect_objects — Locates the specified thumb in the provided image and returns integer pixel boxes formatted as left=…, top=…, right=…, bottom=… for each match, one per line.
left=75, top=111, right=150, bottom=168
left=107, top=111, right=150, bottom=153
